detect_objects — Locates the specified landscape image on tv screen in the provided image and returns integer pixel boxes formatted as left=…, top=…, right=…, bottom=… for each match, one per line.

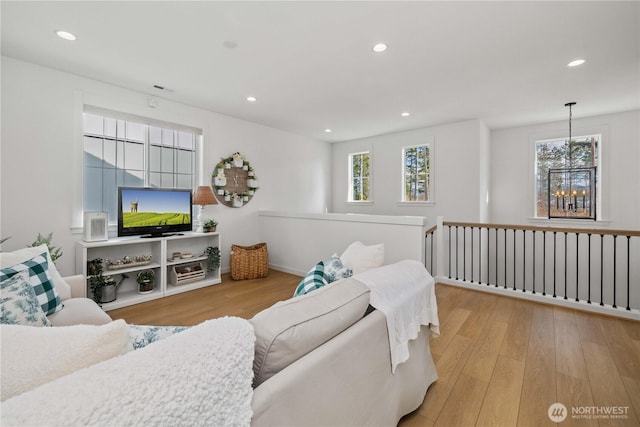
left=121, top=188, right=191, bottom=228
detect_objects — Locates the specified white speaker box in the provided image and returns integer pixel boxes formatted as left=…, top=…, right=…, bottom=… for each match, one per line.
left=83, top=212, right=109, bottom=242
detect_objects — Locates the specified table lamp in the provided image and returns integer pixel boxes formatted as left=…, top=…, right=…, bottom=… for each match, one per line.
left=193, top=185, right=217, bottom=233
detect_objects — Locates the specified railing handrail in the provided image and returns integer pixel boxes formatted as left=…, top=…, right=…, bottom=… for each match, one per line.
left=425, top=225, right=437, bottom=235
left=441, top=221, right=640, bottom=237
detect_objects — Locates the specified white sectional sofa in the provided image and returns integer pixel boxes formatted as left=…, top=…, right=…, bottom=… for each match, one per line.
left=1, top=243, right=439, bottom=426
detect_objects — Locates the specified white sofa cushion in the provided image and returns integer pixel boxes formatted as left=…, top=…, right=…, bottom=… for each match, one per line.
left=0, top=244, right=71, bottom=301
left=0, top=319, right=129, bottom=401
left=46, top=298, right=112, bottom=326
left=340, top=241, right=385, bottom=274
left=250, top=277, right=370, bottom=387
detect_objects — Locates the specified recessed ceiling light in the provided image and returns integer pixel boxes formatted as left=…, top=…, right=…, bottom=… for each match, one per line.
left=223, top=40, right=238, bottom=49
left=246, top=96, right=257, bottom=102
left=401, top=112, right=410, bottom=117
left=55, top=30, right=76, bottom=41
left=372, top=43, right=387, bottom=53
left=324, top=129, right=332, bottom=133
left=567, top=58, right=586, bottom=67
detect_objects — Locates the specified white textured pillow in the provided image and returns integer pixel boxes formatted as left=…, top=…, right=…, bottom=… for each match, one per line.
left=0, top=319, right=130, bottom=401
left=0, top=244, right=71, bottom=300
left=340, top=241, right=385, bottom=274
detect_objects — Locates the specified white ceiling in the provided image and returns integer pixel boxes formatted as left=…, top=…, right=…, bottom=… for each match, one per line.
left=2, top=1, right=638, bottom=142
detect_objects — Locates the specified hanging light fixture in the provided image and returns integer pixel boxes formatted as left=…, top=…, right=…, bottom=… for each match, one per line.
left=548, top=102, right=596, bottom=220
left=565, top=102, right=576, bottom=144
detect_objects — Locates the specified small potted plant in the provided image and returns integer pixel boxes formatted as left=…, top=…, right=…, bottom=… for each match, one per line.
left=136, top=269, right=155, bottom=294
left=203, top=219, right=218, bottom=232
left=205, top=246, right=221, bottom=272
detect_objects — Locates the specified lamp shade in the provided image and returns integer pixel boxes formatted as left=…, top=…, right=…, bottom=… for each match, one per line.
left=193, top=186, right=217, bottom=205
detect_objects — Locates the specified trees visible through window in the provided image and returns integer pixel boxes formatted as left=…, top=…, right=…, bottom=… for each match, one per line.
left=535, top=134, right=599, bottom=218
left=403, top=144, right=431, bottom=202
left=349, top=151, right=370, bottom=201
left=83, top=112, right=198, bottom=223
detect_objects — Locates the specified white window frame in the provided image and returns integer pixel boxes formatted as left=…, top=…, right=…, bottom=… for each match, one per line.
left=347, top=150, right=371, bottom=203
left=72, top=92, right=205, bottom=231
left=82, top=111, right=200, bottom=225
left=529, top=125, right=609, bottom=223
left=400, top=143, right=433, bottom=204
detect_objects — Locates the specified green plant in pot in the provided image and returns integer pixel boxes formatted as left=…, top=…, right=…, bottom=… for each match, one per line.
left=203, top=220, right=218, bottom=233
left=205, top=246, right=220, bottom=272
left=136, top=269, right=155, bottom=294
left=87, top=258, right=106, bottom=305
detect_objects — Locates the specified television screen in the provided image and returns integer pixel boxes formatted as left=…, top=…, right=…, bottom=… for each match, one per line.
left=118, top=187, right=192, bottom=238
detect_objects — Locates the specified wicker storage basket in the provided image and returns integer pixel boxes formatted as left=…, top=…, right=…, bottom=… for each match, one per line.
left=230, top=243, right=269, bottom=280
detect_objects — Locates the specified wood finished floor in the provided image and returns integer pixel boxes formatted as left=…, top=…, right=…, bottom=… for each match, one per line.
left=109, top=270, right=640, bottom=427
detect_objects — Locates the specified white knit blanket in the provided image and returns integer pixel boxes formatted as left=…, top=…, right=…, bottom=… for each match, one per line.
left=1, top=317, right=255, bottom=427
left=354, top=260, right=440, bottom=373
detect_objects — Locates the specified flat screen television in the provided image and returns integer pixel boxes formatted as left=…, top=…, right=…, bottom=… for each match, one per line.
left=118, top=187, right=192, bottom=238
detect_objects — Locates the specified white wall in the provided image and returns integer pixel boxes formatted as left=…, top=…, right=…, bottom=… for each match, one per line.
left=0, top=57, right=331, bottom=276
left=258, top=211, right=428, bottom=275
left=490, top=110, right=640, bottom=230
left=331, top=119, right=490, bottom=227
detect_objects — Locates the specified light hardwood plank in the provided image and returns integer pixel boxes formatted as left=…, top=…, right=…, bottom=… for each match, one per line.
left=419, top=334, right=474, bottom=423
left=433, top=373, right=488, bottom=427
left=475, top=354, right=525, bottom=427
left=554, top=308, right=588, bottom=380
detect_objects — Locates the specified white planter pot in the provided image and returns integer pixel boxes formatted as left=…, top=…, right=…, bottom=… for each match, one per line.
left=233, top=159, right=243, bottom=168
left=233, top=199, right=243, bottom=208
left=224, top=195, right=231, bottom=201
left=224, top=163, right=231, bottom=169
left=243, top=165, right=248, bottom=171
left=248, top=171, right=255, bottom=177
left=248, top=190, right=255, bottom=196
left=248, top=179, right=258, bottom=188
left=243, top=195, right=249, bottom=201
left=217, top=168, right=224, bottom=175
left=217, top=189, right=224, bottom=195
left=214, top=177, right=226, bottom=186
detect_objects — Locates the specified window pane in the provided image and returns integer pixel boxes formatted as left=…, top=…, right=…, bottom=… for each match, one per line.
left=83, top=167, right=103, bottom=211
left=161, top=147, right=174, bottom=172
left=149, top=145, right=161, bottom=172
left=177, top=131, right=194, bottom=149
left=177, top=149, right=193, bottom=174
left=535, top=135, right=599, bottom=218
left=116, top=120, right=125, bottom=139
left=104, top=117, right=117, bottom=138
left=124, top=142, right=144, bottom=170
left=102, top=169, right=116, bottom=222
left=176, top=174, right=192, bottom=189
left=403, top=144, right=431, bottom=202
left=126, top=122, right=145, bottom=142
left=161, top=173, right=174, bottom=187
left=362, top=153, right=370, bottom=176
left=103, top=139, right=116, bottom=169
left=118, top=170, right=144, bottom=188
left=149, top=172, right=162, bottom=188
left=149, top=126, right=162, bottom=145
left=83, top=114, right=103, bottom=135
left=162, top=129, right=174, bottom=146
left=84, top=136, right=103, bottom=167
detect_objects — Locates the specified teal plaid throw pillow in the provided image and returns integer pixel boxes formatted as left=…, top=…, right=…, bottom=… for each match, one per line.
left=0, top=252, right=62, bottom=315
left=293, top=261, right=328, bottom=297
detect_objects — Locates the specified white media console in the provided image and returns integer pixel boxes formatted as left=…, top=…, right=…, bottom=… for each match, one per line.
left=76, top=232, right=221, bottom=311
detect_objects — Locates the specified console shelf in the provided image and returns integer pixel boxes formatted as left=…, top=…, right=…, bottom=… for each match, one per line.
left=76, top=232, right=221, bottom=311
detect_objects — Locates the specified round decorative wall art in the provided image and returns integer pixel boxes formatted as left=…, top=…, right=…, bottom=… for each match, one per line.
left=212, top=152, right=259, bottom=208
